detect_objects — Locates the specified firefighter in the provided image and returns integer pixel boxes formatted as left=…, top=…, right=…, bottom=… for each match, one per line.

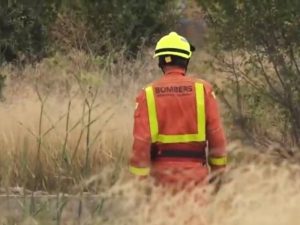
left=129, top=32, right=227, bottom=187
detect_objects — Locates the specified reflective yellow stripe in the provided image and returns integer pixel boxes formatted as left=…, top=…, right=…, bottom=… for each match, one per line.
left=209, top=156, right=227, bottom=166
left=145, top=83, right=206, bottom=143
left=129, top=166, right=150, bottom=176
left=156, top=133, right=204, bottom=143
left=145, top=86, right=159, bottom=142
left=195, top=83, right=206, bottom=141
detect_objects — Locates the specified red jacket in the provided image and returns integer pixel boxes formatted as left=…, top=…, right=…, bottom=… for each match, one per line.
left=129, top=67, right=227, bottom=185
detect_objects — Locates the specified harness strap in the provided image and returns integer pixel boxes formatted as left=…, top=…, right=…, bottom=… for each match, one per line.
left=156, top=149, right=206, bottom=160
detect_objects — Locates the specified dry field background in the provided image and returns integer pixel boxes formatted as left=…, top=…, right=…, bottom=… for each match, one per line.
left=0, top=50, right=299, bottom=224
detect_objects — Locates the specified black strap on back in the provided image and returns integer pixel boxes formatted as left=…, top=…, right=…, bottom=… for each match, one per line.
left=156, top=149, right=206, bottom=160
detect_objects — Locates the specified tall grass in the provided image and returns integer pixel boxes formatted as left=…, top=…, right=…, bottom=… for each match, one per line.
left=0, top=50, right=299, bottom=224
left=0, top=50, right=156, bottom=191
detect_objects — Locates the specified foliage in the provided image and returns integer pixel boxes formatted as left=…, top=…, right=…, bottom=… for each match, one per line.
left=197, top=0, right=300, bottom=146
left=0, top=0, right=180, bottom=65
left=59, top=0, right=178, bottom=55
left=0, top=0, right=60, bottom=64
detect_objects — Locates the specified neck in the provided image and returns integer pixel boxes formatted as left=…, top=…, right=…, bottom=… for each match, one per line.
left=162, top=66, right=186, bottom=75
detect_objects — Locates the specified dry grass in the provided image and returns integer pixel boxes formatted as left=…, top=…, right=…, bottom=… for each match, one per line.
left=0, top=50, right=299, bottom=224
left=0, top=50, right=159, bottom=191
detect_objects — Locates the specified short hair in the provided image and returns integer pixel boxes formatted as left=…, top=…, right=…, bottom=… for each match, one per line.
left=158, top=55, right=189, bottom=70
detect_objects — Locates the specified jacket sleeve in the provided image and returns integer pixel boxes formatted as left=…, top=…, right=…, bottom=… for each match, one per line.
left=203, top=82, right=227, bottom=171
left=129, top=89, right=152, bottom=176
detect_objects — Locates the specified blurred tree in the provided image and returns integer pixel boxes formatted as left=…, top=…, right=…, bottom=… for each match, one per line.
left=60, top=0, right=180, bottom=56
left=197, top=0, right=300, bottom=146
left=0, top=0, right=180, bottom=64
left=0, top=0, right=61, bottom=64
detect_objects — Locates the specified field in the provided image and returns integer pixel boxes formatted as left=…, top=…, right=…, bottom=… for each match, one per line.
left=0, top=50, right=299, bottom=225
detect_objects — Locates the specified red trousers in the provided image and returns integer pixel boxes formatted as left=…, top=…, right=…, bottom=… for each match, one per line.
left=151, top=159, right=209, bottom=189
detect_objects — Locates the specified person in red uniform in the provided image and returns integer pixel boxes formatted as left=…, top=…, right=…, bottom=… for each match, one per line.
left=129, top=32, right=227, bottom=187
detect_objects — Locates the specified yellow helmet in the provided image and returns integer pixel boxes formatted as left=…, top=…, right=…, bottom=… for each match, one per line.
left=154, top=32, right=194, bottom=59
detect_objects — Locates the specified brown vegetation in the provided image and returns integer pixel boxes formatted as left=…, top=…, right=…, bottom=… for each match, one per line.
left=0, top=50, right=299, bottom=224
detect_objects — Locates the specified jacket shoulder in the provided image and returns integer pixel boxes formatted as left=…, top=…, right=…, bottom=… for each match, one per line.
left=139, top=82, right=154, bottom=93
left=135, top=82, right=154, bottom=102
left=187, top=75, right=214, bottom=91
left=196, top=79, right=213, bottom=89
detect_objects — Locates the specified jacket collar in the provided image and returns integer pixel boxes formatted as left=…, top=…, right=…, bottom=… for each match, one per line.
left=163, top=66, right=186, bottom=76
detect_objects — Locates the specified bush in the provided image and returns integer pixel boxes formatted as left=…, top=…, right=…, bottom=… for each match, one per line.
left=197, top=0, right=300, bottom=146
left=0, top=0, right=180, bottom=65
left=0, top=1, right=60, bottom=64
left=60, top=0, right=180, bottom=56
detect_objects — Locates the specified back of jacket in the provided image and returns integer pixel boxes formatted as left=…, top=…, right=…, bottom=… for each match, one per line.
left=130, top=67, right=227, bottom=185
left=153, top=74, right=199, bottom=136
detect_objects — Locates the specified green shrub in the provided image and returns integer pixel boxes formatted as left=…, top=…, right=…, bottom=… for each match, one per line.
left=197, top=0, right=300, bottom=146
left=0, top=0, right=180, bottom=64
left=0, top=0, right=60, bottom=64
left=62, top=0, right=180, bottom=56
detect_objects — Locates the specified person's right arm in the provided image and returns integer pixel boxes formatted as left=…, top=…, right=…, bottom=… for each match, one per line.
left=129, top=90, right=152, bottom=177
